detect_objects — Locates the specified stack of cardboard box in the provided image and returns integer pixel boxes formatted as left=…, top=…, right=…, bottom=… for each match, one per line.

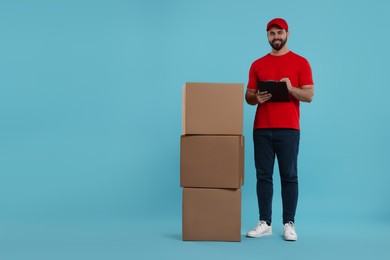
left=180, top=82, right=245, bottom=242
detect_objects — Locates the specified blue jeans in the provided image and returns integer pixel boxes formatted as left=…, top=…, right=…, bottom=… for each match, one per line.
left=253, top=128, right=300, bottom=224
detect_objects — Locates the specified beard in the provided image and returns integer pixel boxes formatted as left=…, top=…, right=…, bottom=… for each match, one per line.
left=269, top=37, right=288, bottom=51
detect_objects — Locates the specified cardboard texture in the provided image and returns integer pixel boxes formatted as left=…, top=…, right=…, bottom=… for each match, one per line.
left=180, top=135, right=244, bottom=188
left=182, top=188, right=241, bottom=242
left=182, top=82, right=244, bottom=135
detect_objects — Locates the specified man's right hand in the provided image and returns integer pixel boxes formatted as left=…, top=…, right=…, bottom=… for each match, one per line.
left=246, top=88, right=272, bottom=105
left=256, top=91, right=272, bottom=104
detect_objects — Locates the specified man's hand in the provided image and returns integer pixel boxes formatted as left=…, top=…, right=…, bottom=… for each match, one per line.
left=246, top=88, right=272, bottom=105
left=280, top=78, right=293, bottom=92
left=256, top=91, right=272, bottom=104
left=280, top=77, right=314, bottom=103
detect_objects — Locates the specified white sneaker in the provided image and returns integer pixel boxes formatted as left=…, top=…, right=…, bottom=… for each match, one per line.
left=246, top=220, right=272, bottom=238
left=284, top=221, right=298, bottom=241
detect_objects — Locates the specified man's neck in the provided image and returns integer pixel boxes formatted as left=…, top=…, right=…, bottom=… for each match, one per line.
left=270, top=45, right=289, bottom=56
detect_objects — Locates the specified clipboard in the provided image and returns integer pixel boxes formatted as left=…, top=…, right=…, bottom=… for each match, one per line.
left=258, top=81, right=290, bottom=102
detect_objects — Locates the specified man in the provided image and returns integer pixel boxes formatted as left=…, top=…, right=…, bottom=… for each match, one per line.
left=245, top=18, right=314, bottom=241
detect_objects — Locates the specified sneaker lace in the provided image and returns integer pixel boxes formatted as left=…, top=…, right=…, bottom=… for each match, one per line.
left=252, top=221, right=265, bottom=231
left=287, top=221, right=295, bottom=230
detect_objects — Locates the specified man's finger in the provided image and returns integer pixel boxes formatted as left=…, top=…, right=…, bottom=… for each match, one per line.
left=258, top=94, right=272, bottom=103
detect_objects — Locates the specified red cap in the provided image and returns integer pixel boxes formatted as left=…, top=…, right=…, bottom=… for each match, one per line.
left=266, top=18, right=288, bottom=31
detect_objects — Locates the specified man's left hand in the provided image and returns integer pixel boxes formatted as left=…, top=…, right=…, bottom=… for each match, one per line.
left=280, top=78, right=293, bottom=92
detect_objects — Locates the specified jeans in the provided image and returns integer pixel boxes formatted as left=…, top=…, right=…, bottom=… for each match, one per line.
left=253, top=128, right=300, bottom=224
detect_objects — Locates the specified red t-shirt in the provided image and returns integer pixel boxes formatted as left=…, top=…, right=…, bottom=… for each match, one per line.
left=247, top=51, right=314, bottom=130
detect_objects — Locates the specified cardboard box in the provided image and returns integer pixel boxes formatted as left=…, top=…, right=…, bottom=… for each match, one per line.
left=180, top=135, right=244, bottom=188
left=182, top=188, right=241, bottom=242
left=182, top=82, right=244, bottom=135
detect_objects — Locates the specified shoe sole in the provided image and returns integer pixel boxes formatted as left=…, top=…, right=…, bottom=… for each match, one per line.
left=284, top=236, right=297, bottom=241
left=246, top=231, right=272, bottom=238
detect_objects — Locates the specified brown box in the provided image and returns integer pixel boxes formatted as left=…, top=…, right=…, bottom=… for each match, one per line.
left=180, top=135, right=244, bottom=188
left=182, top=82, right=244, bottom=135
left=182, top=188, right=241, bottom=242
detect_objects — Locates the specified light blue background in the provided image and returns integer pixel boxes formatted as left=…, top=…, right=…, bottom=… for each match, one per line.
left=1, top=0, right=389, bottom=259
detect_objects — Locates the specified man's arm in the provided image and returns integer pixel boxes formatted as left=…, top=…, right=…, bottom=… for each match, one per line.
left=289, top=84, right=314, bottom=103
left=245, top=88, right=272, bottom=105
left=245, top=89, right=258, bottom=105
left=280, top=78, right=314, bottom=103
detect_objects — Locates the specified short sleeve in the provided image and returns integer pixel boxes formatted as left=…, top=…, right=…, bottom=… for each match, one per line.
left=247, top=62, right=258, bottom=90
left=299, top=59, right=314, bottom=86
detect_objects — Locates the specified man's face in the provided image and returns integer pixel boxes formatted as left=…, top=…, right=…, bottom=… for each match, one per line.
left=267, top=26, right=288, bottom=51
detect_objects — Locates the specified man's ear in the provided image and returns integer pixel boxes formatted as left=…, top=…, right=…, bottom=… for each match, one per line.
left=287, top=31, right=290, bottom=38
